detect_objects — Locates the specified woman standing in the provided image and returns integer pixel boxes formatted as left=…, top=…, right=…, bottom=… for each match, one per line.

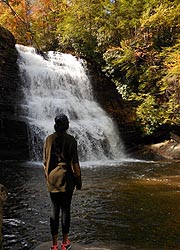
left=43, top=114, right=82, bottom=250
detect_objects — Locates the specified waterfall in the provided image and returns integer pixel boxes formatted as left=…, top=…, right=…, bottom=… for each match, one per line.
left=16, top=44, right=125, bottom=162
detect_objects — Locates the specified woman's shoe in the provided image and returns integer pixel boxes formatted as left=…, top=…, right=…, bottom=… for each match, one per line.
left=50, top=244, right=59, bottom=250
left=61, top=239, right=71, bottom=250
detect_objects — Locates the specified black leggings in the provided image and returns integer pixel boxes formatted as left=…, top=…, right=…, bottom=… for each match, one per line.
left=50, top=191, right=73, bottom=235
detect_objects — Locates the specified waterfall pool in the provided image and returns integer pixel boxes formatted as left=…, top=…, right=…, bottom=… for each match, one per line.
left=0, top=160, right=179, bottom=250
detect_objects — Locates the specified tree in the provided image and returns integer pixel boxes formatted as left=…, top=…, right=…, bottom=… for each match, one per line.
left=29, top=0, right=68, bottom=50
left=102, top=1, right=180, bottom=134
left=0, top=0, right=34, bottom=45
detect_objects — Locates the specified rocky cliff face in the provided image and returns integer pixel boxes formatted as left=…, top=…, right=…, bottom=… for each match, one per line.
left=0, top=26, right=29, bottom=160
left=86, top=61, right=142, bottom=150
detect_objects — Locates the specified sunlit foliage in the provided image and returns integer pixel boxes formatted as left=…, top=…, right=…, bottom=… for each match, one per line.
left=0, top=0, right=180, bottom=134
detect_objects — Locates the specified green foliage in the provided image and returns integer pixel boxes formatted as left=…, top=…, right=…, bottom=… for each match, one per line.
left=103, top=44, right=141, bottom=99
left=136, top=95, right=163, bottom=134
left=102, top=1, right=180, bottom=134
left=140, top=2, right=180, bottom=49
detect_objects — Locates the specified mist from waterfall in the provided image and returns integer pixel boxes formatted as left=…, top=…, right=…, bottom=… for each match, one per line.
left=16, top=44, right=126, bottom=162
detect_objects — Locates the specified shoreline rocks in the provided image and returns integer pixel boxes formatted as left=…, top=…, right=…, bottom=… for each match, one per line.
left=147, top=140, right=180, bottom=160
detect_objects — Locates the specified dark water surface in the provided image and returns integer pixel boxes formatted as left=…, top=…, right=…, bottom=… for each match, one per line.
left=0, top=160, right=179, bottom=250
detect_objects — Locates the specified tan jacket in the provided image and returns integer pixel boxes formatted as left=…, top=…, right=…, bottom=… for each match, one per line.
left=43, top=132, right=81, bottom=192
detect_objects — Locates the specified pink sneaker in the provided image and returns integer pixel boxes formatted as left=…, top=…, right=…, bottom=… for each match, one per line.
left=50, top=245, right=59, bottom=250
left=61, top=239, right=71, bottom=250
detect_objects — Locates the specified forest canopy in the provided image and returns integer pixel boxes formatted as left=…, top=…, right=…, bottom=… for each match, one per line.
left=0, top=0, right=180, bottom=135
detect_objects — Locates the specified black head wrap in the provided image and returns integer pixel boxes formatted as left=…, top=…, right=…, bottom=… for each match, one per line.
left=54, top=114, right=69, bottom=132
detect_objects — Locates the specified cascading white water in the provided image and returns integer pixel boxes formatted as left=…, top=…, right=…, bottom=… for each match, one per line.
left=16, top=44, right=125, bottom=162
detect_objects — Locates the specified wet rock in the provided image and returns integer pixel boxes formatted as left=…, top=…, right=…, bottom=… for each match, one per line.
left=148, top=140, right=180, bottom=160
left=34, top=241, right=126, bottom=250
left=86, top=60, right=140, bottom=149
left=0, top=184, right=8, bottom=250
left=0, top=26, right=29, bottom=160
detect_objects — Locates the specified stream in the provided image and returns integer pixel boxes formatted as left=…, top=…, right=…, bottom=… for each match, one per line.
left=0, top=160, right=179, bottom=250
